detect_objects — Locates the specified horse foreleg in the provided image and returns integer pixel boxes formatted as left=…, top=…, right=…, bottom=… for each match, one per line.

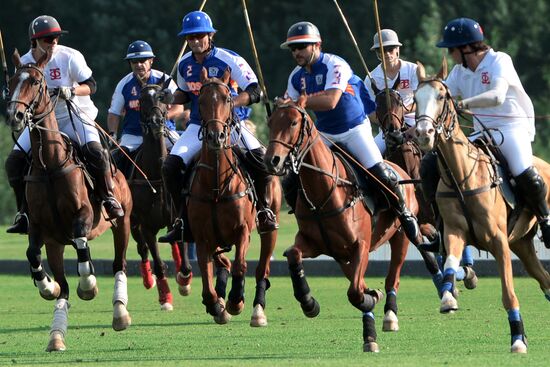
left=250, top=230, right=276, bottom=327
left=72, top=236, right=98, bottom=301
left=142, top=230, right=172, bottom=311
left=440, top=230, right=465, bottom=313
left=132, top=225, right=156, bottom=289
left=284, top=239, right=320, bottom=318
left=46, top=298, right=69, bottom=352
left=197, top=244, right=231, bottom=324
left=214, top=253, right=231, bottom=300
left=510, top=236, right=550, bottom=301
left=226, top=227, right=249, bottom=316
left=111, top=217, right=131, bottom=331
left=175, top=242, right=193, bottom=296
left=26, top=231, right=60, bottom=300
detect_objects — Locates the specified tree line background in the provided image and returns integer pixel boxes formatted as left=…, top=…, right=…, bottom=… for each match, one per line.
left=1, top=0, right=549, bottom=223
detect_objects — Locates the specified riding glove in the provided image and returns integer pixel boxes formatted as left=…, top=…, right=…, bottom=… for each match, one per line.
left=56, top=86, right=75, bottom=100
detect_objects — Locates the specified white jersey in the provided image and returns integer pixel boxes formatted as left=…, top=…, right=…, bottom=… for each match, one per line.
left=445, top=49, right=535, bottom=140
left=21, top=45, right=98, bottom=122
left=364, top=60, right=418, bottom=126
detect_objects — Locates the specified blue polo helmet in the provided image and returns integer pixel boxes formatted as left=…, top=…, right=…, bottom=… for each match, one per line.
left=436, top=18, right=484, bottom=48
left=178, top=11, right=216, bottom=36
left=124, top=40, right=155, bottom=60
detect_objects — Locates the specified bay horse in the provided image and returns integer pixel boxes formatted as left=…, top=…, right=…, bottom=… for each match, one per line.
left=264, top=95, right=421, bottom=352
left=373, top=82, right=478, bottom=293
left=125, top=80, right=193, bottom=310
left=188, top=68, right=282, bottom=326
left=414, top=61, right=550, bottom=353
left=6, top=51, right=132, bottom=352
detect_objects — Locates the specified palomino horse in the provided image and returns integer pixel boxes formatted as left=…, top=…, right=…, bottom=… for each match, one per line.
left=6, top=51, right=132, bottom=352
left=188, top=68, right=282, bottom=326
left=372, top=82, right=444, bottom=290
left=414, top=61, right=550, bottom=353
left=264, top=96, right=421, bottom=352
left=125, top=80, right=193, bottom=310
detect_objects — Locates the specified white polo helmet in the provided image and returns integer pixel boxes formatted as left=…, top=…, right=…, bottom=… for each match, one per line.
left=371, top=29, right=402, bottom=50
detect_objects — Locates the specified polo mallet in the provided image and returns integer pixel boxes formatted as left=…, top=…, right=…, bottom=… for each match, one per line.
left=0, top=29, right=10, bottom=100
left=372, top=0, right=392, bottom=110
left=241, top=0, right=271, bottom=117
left=170, top=0, right=208, bottom=78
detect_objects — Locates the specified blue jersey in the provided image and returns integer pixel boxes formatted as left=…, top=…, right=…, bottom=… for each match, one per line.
left=176, top=46, right=257, bottom=127
left=109, top=69, right=177, bottom=136
left=285, top=52, right=375, bottom=134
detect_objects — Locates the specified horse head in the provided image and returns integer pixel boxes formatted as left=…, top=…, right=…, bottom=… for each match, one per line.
left=414, top=59, right=457, bottom=151
left=265, top=94, right=311, bottom=175
left=198, top=67, right=233, bottom=151
left=373, top=76, right=405, bottom=135
left=6, top=49, right=50, bottom=132
left=139, top=76, right=169, bottom=139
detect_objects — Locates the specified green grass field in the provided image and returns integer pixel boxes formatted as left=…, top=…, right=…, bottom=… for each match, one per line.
left=1, top=275, right=550, bottom=366
left=0, top=211, right=298, bottom=261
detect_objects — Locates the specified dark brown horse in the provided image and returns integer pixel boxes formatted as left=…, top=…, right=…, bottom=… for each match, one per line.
left=187, top=68, right=282, bottom=326
left=124, top=80, right=193, bottom=310
left=414, top=61, right=550, bottom=353
left=6, top=51, right=132, bottom=352
left=264, top=95, right=420, bottom=352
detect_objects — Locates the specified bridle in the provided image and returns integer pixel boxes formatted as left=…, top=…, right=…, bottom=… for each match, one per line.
left=268, top=103, right=319, bottom=175
left=198, top=79, right=236, bottom=150
left=139, top=84, right=167, bottom=137
left=375, top=88, right=406, bottom=134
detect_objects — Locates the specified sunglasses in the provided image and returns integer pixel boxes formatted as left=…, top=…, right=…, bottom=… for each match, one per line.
left=41, top=36, right=59, bottom=44
left=129, top=59, right=150, bottom=65
left=289, top=43, right=311, bottom=52
left=376, top=45, right=398, bottom=54
left=186, top=33, right=208, bottom=41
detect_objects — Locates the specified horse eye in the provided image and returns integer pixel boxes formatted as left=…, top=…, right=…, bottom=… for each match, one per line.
left=291, top=119, right=299, bottom=127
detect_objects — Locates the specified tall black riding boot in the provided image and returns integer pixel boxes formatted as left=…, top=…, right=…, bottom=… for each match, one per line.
left=515, top=166, right=550, bottom=248
left=282, top=172, right=299, bottom=214
left=418, top=151, right=443, bottom=252
left=84, top=142, right=124, bottom=219
left=368, top=162, right=421, bottom=244
left=159, top=155, right=188, bottom=243
left=246, top=148, right=278, bottom=234
left=5, top=150, right=30, bottom=234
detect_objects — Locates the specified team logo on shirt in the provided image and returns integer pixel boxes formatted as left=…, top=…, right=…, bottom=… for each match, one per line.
left=315, top=74, right=324, bottom=85
left=400, top=79, right=410, bottom=89
left=208, top=67, right=219, bottom=77
left=481, top=72, right=490, bottom=85
left=49, top=68, right=61, bottom=80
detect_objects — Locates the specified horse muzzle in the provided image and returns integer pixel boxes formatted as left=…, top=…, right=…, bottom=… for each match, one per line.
left=414, top=119, right=435, bottom=151
left=264, top=151, right=286, bottom=175
left=206, top=130, right=226, bottom=151
left=6, top=109, right=26, bottom=133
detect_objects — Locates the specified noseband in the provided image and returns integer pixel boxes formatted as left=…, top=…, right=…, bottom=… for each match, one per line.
left=376, top=89, right=406, bottom=133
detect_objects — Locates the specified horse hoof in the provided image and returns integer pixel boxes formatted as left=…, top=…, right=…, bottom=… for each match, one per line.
left=463, top=266, right=478, bottom=290
left=440, top=291, right=458, bottom=313
left=511, top=339, right=527, bottom=354
left=363, top=341, right=380, bottom=353
left=301, top=297, right=320, bottom=318
left=382, top=310, right=399, bottom=332
left=40, top=282, right=61, bottom=301
left=112, top=302, right=132, bottom=331
left=45, top=332, right=66, bottom=352
left=250, top=304, right=267, bottom=327
left=160, top=302, right=174, bottom=311
left=176, top=272, right=192, bottom=296
left=77, top=284, right=98, bottom=301
left=226, top=300, right=245, bottom=316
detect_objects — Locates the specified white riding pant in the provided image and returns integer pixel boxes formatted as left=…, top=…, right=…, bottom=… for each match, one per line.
left=169, top=122, right=262, bottom=164
left=469, top=126, right=533, bottom=177
left=14, top=112, right=100, bottom=153
left=321, top=121, right=383, bottom=170
left=120, top=130, right=180, bottom=152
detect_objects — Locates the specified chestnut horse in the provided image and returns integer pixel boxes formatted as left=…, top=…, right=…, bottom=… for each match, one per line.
left=187, top=69, right=281, bottom=326
left=264, top=96, right=421, bottom=352
left=414, top=61, right=550, bottom=353
left=125, top=80, right=193, bottom=310
left=6, top=51, right=132, bottom=352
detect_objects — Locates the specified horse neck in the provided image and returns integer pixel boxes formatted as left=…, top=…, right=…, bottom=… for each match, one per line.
left=140, top=129, right=166, bottom=179
left=29, top=109, right=70, bottom=170
left=198, top=143, right=236, bottom=191
left=436, top=118, right=478, bottom=185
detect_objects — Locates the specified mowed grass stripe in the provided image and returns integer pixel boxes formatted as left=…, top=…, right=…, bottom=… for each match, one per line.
left=1, top=275, right=550, bottom=366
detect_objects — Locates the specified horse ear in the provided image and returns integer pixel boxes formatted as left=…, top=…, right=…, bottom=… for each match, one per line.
left=221, top=67, right=231, bottom=84
left=297, top=93, right=307, bottom=108
left=200, top=67, right=208, bottom=83
left=436, top=55, right=448, bottom=80
left=36, top=49, right=51, bottom=69
left=391, top=72, right=401, bottom=90
left=416, top=61, right=426, bottom=81
left=12, top=49, right=22, bottom=68
left=160, top=74, right=172, bottom=89
left=370, top=77, right=380, bottom=95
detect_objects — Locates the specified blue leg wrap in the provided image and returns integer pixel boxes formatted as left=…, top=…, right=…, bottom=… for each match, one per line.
left=461, top=246, right=474, bottom=266
left=455, top=266, right=465, bottom=281
left=441, top=268, right=456, bottom=294
left=508, top=308, right=525, bottom=344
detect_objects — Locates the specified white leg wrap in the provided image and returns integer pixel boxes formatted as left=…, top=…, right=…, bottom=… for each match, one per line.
left=31, top=265, right=43, bottom=272
left=444, top=255, right=460, bottom=272
left=50, top=298, right=70, bottom=337
left=36, top=275, right=56, bottom=295
left=113, top=271, right=128, bottom=306
left=74, top=237, right=88, bottom=249
left=78, top=262, right=92, bottom=277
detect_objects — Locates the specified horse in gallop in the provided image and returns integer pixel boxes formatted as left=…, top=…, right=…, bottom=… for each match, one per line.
left=125, top=80, right=193, bottom=310
left=414, top=61, right=550, bottom=353
left=6, top=51, right=132, bottom=352
left=188, top=68, right=281, bottom=326
left=373, top=82, right=478, bottom=293
left=264, top=96, right=421, bottom=352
